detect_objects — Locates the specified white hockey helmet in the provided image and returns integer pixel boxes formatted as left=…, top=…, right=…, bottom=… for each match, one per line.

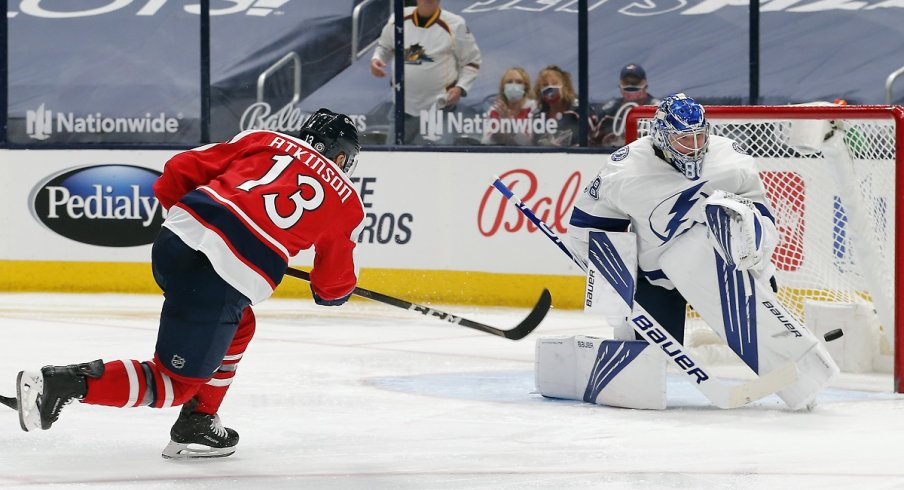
left=651, top=93, right=709, bottom=180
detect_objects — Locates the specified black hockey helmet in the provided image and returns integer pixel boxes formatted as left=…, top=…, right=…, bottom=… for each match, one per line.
left=298, top=108, right=361, bottom=175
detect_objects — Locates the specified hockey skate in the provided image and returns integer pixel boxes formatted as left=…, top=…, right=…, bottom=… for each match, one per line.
left=161, top=401, right=239, bottom=459
left=16, top=360, right=104, bottom=432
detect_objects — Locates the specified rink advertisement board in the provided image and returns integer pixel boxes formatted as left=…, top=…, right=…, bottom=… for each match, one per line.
left=0, top=149, right=600, bottom=303
left=0, top=148, right=869, bottom=306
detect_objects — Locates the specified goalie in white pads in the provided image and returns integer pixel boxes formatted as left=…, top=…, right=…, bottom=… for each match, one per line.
left=536, top=93, right=838, bottom=410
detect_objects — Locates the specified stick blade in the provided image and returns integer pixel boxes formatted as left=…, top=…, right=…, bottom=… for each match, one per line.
left=0, top=394, right=16, bottom=411
left=502, top=289, right=552, bottom=340
left=720, top=363, right=799, bottom=409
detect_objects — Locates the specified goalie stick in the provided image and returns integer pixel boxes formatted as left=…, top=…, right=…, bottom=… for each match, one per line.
left=491, top=176, right=798, bottom=408
left=285, top=267, right=551, bottom=341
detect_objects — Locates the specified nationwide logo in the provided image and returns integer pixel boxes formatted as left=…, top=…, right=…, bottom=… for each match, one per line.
left=30, top=164, right=165, bottom=247
left=25, top=104, right=182, bottom=140
left=419, top=106, right=557, bottom=142
left=26, top=103, right=52, bottom=140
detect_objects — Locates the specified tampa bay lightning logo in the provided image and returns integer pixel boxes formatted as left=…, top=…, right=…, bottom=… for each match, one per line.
left=611, top=146, right=629, bottom=161
left=649, top=181, right=709, bottom=242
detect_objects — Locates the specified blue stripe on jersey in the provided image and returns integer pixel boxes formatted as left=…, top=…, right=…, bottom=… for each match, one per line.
left=180, top=190, right=287, bottom=287
left=569, top=207, right=631, bottom=232
left=583, top=340, right=647, bottom=403
left=715, top=253, right=759, bottom=373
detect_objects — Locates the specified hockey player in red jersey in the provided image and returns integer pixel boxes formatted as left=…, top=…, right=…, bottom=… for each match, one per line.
left=13, top=108, right=366, bottom=459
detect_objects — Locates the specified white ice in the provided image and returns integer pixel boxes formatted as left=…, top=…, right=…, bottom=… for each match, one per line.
left=0, top=293, right=902, bottom=490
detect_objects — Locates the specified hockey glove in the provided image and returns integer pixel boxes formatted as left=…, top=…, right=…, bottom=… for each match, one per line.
left=311, top=286, right=351, bottom=306
left=703, top=190, right=776, bottom=271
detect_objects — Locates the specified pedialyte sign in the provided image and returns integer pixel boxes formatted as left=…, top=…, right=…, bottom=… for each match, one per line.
left=30, top=164, right=165, bottom=247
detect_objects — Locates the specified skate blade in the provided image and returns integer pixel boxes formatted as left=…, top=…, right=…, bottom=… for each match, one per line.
left=161, top=440, right=236, bottom=460
left=16, top=370, right=43, bottom=432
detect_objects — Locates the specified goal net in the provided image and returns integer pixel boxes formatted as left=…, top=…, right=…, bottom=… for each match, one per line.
left=626, top=104, right=903, bottom=390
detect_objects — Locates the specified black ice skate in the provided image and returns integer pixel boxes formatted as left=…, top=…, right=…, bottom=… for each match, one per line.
left=16, top=360, right=104, bottom=432
left=161, top=402, right=239, bottom=459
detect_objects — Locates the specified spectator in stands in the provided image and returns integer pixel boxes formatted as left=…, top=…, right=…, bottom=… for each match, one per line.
left=532, top=65, right=580, bottom=147
left=481, top=67, right=537, bottom=146
left=590, top=63, right=659, bottom=148
left=370, top=0, right=482, bottom=144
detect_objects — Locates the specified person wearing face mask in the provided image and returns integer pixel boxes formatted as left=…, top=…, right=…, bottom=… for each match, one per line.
left=590, top=63, right=660, bottom=148
left=532, top=65, right=580, bottom=147
left=547, top=94, right=838, bottom=412
left=481, top=67, right=537, bottom=146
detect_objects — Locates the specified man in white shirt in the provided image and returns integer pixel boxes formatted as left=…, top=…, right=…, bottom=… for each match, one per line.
left=370, top=0, right=481, bottom=144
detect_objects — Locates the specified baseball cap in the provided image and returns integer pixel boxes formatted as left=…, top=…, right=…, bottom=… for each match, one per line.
left=619, top=63, right=646, bottom=81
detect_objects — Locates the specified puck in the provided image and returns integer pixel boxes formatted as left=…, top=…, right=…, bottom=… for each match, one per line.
left=824, top=329, right=844, bottom=342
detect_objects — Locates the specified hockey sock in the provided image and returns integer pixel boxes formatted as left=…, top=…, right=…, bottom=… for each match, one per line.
left=193, top=307, right=256, bottom=415
left=83, top=359, right=204, bottom=408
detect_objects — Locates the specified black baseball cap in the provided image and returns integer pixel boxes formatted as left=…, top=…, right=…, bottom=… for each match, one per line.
left=619, top=63, right=646, bottom=81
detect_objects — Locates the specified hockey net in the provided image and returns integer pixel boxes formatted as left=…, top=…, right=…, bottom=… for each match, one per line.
left=626, top=104, right=904, bottom=390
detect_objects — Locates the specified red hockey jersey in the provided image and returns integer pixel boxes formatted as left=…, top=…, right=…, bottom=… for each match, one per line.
left=153, top=130, right=365, bottom=304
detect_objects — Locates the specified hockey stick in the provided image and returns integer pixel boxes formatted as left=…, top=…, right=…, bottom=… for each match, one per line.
left=492, top=176, right=798, bottom=408
left=284, top=267, right=551, bottom=341
left=0, top=394, right=16, bottom=411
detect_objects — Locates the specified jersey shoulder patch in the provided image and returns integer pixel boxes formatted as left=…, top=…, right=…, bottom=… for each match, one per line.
left=611, top=146, right=630, bottom=162
left=732, top=141, right=748, bottom=155
left=587, top=175, right=602, bottom=200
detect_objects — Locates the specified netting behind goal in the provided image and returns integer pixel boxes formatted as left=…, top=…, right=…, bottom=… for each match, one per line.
left=626, top=105, right=903, bottom=390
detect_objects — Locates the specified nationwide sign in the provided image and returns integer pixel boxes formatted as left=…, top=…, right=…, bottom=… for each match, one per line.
left=26, top=104, right=182, bottom=141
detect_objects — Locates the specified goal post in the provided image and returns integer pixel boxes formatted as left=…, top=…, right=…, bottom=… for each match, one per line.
left=626, top=104, right=904, bottom=392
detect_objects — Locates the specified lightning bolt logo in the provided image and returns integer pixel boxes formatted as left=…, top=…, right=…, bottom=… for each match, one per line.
left=650, top=181, right=708, bottom=242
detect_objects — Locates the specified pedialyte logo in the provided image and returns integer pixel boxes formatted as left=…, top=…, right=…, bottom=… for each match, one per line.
left=31, top=164, right=164, bottom=247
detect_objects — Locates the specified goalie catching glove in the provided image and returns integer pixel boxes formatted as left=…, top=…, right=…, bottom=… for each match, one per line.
left=703, top=190, right=778, bottom=272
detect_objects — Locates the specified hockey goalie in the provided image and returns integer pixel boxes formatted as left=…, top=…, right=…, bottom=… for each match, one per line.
left=536, top=93, right=839, bottom=410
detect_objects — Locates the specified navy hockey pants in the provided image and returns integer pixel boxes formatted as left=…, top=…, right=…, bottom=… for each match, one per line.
left=151, top=227, right=251, bottom=379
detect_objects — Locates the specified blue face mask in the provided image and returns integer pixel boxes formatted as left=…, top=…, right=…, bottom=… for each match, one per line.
left=541, top=85, right=563, bottom=104
left=503, top=82, right=525, bottom=102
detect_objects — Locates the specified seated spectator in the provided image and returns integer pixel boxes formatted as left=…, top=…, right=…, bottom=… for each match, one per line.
left=481, top=67, right=538, bottom=146
left=590, top=63, right=659, bottom=148
left=532, top=65, right=580, bottom=147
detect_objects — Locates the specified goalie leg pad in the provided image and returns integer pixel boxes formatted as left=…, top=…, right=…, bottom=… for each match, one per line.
left=659, top=225, right=839, bottom=409
left=535, top=335, right=666, bottom=410
left=585, top=231, right=638, bottom=334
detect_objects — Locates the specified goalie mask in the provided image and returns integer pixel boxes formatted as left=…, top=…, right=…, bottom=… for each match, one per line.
left=298, top=108, right=361, bottom=175
left=651, top=94, right=709, bottom=180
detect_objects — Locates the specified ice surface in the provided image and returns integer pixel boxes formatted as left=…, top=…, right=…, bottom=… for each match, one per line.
left=0, top=293, right=902, bottom=489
